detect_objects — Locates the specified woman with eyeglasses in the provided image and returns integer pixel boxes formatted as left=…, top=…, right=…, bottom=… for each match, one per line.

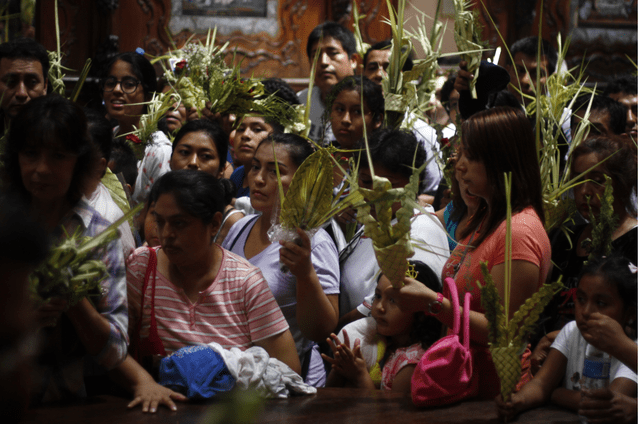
left=101, top=52, right=172, bottom=205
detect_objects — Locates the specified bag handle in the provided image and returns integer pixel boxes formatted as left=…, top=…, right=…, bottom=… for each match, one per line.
left=133, top=247, right=157, bottom=361
left=462, top=291, right=471, bottom=351
left=443, top=277, right=460, bottom=336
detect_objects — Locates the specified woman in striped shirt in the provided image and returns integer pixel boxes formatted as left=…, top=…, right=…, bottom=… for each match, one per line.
left=114, top=170, right=299, bottom=413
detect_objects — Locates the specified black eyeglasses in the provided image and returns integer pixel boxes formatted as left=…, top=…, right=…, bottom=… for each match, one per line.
left=102, top=76, right=140, bottom=94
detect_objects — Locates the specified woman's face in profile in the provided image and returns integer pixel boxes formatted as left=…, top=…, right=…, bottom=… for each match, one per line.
left=18, top=140, right=78, bottom=204
left=455, top=148, right=490, bottom=201
left=152, top=192, right=220, bottom=266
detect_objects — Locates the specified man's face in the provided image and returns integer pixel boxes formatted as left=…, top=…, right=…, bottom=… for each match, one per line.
left=506, top=52, right=550, bottom=106
left=0, top=58, right=47, bottom=119
left=608, top=91, right=638, bottom=139
left=571, top=109, right=616, bottom=140
left=310, top=36, right=356, bottom=98
left=363, top=49, right=390, bottom=85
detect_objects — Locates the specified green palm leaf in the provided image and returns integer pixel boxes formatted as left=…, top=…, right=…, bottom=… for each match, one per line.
left=280, top=148, right=335, bottom=230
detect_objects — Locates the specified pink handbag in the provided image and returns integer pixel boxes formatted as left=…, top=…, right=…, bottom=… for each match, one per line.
left=411, top=277, right=478, bottom=406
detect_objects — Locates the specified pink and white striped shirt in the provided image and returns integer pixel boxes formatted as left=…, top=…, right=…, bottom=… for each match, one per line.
left=127, top=246, right=289, bottom=354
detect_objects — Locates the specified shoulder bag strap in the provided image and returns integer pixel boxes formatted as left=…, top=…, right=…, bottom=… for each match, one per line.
left=462, top=292, right=471, bottom=351
left=444, top=277, right=460, bottom=336
left=227, top=215, right=259, bottom=252
left=134, top=247, right=157, bottom=361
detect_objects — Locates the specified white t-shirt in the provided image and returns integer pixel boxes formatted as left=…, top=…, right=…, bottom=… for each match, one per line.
left=411, top=114, right=443, bottom=195
left=85, top=182, right=135, bottom=258
left=132, top=131, right=173, bottom=206
left=337, top=317, right=380, bottom=369
left=339, top=207, right=450, bottom=317
left=551, top=320, right=637, bottom=391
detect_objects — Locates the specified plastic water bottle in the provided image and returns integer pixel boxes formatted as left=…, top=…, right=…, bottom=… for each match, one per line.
left=579, top=343, right=611, bottom=424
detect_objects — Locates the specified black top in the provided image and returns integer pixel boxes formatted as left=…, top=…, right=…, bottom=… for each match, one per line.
left=533, top=223, right=638, bottom=344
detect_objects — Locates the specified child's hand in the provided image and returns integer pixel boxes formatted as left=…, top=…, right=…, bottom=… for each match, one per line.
left=495, top=393, right=519, bottom=422
left=530, top=331, right=559, bottom=375
left=321, top=332, right=370, bottom=388
left=579, top=388, right=637, bottom=424
left=384, top=276, right=434, bottom=314
left=582, top=313, right=627, bottom=355
left=279, top=228, right=313, bottom=280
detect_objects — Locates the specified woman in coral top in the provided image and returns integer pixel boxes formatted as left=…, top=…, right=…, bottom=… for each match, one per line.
left=389, top=106, right=551, bottom=400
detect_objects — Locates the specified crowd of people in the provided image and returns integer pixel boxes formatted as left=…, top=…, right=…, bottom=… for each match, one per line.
left=0, top=18, right=637, bottom=424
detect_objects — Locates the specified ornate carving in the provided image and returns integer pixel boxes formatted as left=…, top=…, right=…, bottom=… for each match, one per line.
left=332, top=0, right=351, bottom=24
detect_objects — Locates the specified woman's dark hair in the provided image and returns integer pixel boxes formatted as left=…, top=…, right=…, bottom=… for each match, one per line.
left=408, top=261, right=443, bottom=348
left=3, top=95, right=97, bottom=206
left=102, top=52, right=157, bottom=100
left=220, top=178, right=237, bottom=205
left=262, top=78, right=301, bottom=106
left=459, top=106, right=544, bottom=246
left=109, top=138, right=138, bottom=187
left=256, top=132, right=316, bottom=168
left=579, top=255, right=637, bottom=315
left=148, top=170, right=225, bottom=225
left=84, top=108, right=113, bottom=164
left=570, top=135, right=637, bottom=214
left=357, top=128, right=427, bottom=193
left=325, top=75, right=384, bottom=127
left=171, top=119, right=228, bottom=174
left=379, top=261, right=442, bottom=368
left=256, top=78, right=301, bottom=133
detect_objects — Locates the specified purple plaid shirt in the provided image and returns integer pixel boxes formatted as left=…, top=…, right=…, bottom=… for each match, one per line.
left=37, top=200, right=128, bottom=403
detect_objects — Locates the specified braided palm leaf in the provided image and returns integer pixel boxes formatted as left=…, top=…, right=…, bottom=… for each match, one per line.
left=355, top=162, right=424, bottom=288
left=280, top=148, right=335, bottom=231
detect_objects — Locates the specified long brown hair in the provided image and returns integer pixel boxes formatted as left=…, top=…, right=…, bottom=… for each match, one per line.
left=458, top=107, right=544, bottom=246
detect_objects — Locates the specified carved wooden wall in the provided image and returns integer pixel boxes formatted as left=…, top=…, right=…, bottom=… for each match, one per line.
left=34, top=0, right=636, bottom=88
left=171, top=0, right=394, bottom=86
left=472, top=0, right=637, bottom=82
left=36, top=0, right=394, bottom=91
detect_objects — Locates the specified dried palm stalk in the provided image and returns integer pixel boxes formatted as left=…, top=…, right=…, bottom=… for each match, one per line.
left=452, top=0, right=485, bottom=99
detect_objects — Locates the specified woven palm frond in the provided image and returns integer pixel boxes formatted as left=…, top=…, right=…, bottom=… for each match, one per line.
left=490, top=345, right=522, bottom=401
left=356, top=161, right=424, bottom=288
left=280, top=148, right=335, bottom=231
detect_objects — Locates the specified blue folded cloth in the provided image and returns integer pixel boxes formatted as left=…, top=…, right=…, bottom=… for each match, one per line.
left=159, top=345, right=236, bottom=399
